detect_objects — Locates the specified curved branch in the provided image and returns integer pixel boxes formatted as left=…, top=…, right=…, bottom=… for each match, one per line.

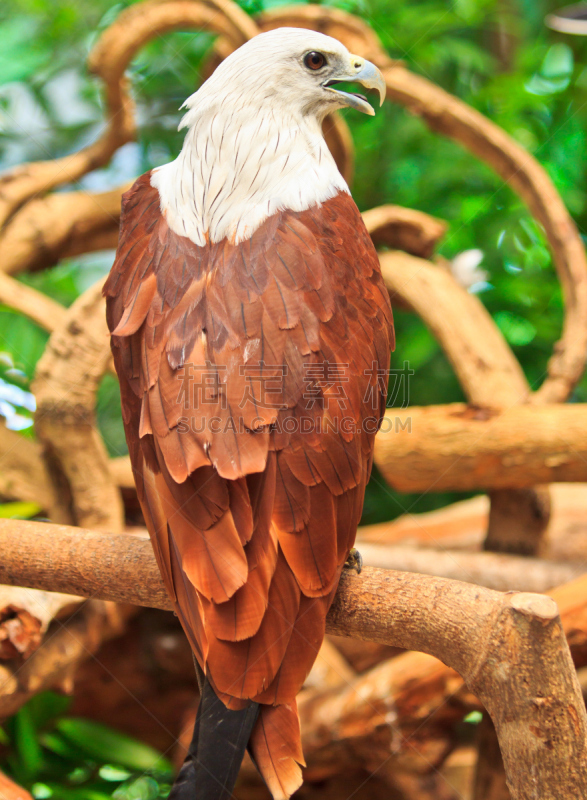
left=0, top=272, right=65, bottom=332
left=0, top=0, right=258, bottom=231
left=0, top=185, right=127, bottom=276
left=0, top=518, right=584, bottom=800
left=32, top=280, right=122, bottom=532
left=380, top=65, right=587, bottom=404
left=378, top=251, right=529, bottom=407
left=363, top=205, right=446, bottom=259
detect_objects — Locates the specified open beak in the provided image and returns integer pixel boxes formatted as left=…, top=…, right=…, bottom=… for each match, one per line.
left=323, top=56, right=386, bottom=116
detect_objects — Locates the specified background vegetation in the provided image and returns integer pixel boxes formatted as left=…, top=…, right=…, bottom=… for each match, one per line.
left=0, top=0, right=585, bottom=794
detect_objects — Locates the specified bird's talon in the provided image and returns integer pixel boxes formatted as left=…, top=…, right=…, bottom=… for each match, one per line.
left=344, top=548, right=363, bottom=574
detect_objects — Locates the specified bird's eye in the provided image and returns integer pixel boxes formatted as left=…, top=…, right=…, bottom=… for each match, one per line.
left=304, top=51, right=326, bottom=71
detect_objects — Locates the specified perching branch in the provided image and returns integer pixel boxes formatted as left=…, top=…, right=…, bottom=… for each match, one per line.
left=0, top=518, right=585, bottom=800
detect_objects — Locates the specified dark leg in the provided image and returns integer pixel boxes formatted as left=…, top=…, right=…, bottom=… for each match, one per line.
left=168, top=664, right=259, bottom=799
left=344, top=547, right=363, bottom=574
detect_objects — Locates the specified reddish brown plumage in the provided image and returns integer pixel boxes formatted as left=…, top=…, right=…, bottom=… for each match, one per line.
left=105, top=172, right=393, bottom=797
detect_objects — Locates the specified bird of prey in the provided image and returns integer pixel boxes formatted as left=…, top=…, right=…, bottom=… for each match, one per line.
left=105, top=27, right=394, bottom=800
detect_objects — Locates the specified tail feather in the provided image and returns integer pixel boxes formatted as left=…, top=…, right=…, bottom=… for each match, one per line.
left=248, top=703, right=304, bottom=800
left=169, top=674, right=259, bottom=800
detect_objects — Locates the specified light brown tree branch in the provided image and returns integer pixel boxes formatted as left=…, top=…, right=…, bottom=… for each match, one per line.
left=374, top=403, right=587, bottom=493
left=358, top=543, right=577, bottom=593
left=32, top=280, right=123, bottom=532
left=0, top=185, right=129, bottom=277
left=0, top=272, right=64, bottom=332
left=0, top=599, right=137, bottom=718
left=363, top=206, right=447, bottom=259
left=0, top=518, right=584, bottom=799
left=0, top=0, right=257, bottom=232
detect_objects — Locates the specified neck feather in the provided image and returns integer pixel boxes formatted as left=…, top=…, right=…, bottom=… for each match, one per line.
left=151, top=107, right=348, bottom=246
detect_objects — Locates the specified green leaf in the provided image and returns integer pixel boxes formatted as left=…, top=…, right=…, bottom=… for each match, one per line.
left=39, top=731, right=87, bottom=762
left=494, top=311, right=537, bottom=346
left=56, top=719, right=173, bottom=775
left=26, top=692, right=72, bottom=730
left=541, top=43, right=574, bottom=79
left=0, top=18, right=47, bottom=84
left=99, top=765, right=132, bottom=782
left=0, top=501, right=42, bottom=519
left=14, top=705, right=43, bottom=779
left=31, top=784, right=52, bottom=799
left=113, top=776, right=160, bottom=800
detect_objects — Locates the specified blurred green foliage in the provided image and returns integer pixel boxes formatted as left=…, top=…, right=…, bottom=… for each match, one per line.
left=0, top=0, right=585, bottom=515
left=1, top=0, right=586, bottom=793
left=0, top=692, right=173, bottom=798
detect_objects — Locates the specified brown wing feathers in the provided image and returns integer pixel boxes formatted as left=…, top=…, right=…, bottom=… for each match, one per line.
left=105, top=172, right=393, bottom=796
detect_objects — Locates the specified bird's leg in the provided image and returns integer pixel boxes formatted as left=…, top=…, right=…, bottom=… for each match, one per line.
left=344, top=547, right=363, bottom=574
left=168, top=659, right=259, bottom=800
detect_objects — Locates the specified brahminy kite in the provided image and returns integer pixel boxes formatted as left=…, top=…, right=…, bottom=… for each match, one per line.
left=105, top=27, right=394, bottom=800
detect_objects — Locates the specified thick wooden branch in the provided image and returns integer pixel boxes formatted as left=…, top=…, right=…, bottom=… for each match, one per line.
left=359, top=543, right=576, bottom=593
left=32, top=281, right=123, bottom=532
left=379, top=252, right=529, bottom=408
left=380, top=64, right=587, bottom=405
left=374, top=403, right=587, bottom=492
left=0, top=518, right=585, bottom=799
left=0, top=599, right=137, bottom=718
left=0, top=0, right=257, bottom=231
left=363, top=206, right=447, bottom=259
left=0, top=185, right=128, bottom=276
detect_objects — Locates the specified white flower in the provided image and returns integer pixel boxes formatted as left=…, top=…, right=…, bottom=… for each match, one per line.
left=450, top=249, right=488, bottom=292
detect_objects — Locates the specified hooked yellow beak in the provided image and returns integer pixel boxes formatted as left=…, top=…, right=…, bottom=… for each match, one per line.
left=323, top=55, right=386, bottom=116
